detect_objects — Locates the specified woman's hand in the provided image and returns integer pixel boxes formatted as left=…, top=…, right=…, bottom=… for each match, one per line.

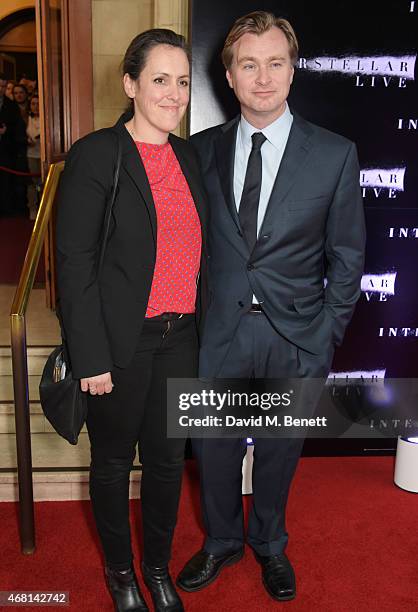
left=80, top=372, right=113, bottom=395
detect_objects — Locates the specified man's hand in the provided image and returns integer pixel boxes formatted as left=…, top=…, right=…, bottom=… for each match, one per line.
left=80, top=372, right=113, bottom=395
left=0, top=124, right=7, bottom=136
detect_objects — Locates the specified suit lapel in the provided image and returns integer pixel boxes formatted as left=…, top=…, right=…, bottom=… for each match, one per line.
left=214, top=118, right=240, bottom=230
left=258, top=115, right=313, bottom=236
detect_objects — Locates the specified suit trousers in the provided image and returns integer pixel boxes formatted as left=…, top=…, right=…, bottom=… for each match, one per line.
left=86, top=314, right=198, bottom=569
left=194, top=310, right=334, bottom=556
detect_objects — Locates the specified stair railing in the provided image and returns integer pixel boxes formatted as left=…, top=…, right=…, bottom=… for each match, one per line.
left=10, top=162, right=64, bottom=554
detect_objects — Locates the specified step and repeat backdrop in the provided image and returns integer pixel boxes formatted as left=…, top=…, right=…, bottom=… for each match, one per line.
left=189, top=0, right=418, bottom=451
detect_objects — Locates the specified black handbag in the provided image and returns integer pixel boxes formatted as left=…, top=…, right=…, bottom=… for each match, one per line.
left=39, top=132, right=122, bottom=445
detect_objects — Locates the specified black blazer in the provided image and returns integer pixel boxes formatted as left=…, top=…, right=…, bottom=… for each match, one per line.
left=191, top=112, right=366, bottom=377
left=0, top=96, right=26, bottom=163
left=56, top=113, right=208, bottom=379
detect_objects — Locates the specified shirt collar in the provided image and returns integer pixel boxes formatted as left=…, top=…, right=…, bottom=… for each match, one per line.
left=239, top=103, right=293, bottom=151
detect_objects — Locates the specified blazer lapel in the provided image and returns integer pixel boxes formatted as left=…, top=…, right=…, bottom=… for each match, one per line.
left=258, top=115, right=314, bottom=236
left=113, top=116, right=157, bottom=245
left=214, top=118, right=240, bottom=230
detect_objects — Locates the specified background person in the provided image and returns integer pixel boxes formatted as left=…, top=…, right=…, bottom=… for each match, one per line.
left=56, top=28, right=207, bottom=612
left=19, top=76, right=36, bottom=96
left=11, top=83, right=29, bottom=214
left=13, top=83, right=29, bottom=125
left=5, top=80, right=16, bottom=100
left=26, top=94, right=41, bottom=220
left=0, top=73, right=26, bottom=216
left=177, top=11, right=365, bottom=603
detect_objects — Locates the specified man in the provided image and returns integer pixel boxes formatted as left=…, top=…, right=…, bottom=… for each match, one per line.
left=0, top=73, right=26, bottom=216
left=13, top=83, right=29, bottom=124
left=19, top=76, right=37, bottom=96
left=176, top=11, right=366, bottom=603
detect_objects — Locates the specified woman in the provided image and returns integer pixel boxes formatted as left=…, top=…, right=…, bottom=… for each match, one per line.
left=56, top=29, right=207, bottom=612
left=26, top=94, right=41, bottom=219
left=5, top=80, right=16, bottom=100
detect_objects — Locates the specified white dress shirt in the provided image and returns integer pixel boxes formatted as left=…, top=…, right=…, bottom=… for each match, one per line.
left=233, top=103, right=293, bottom=234
left=233, top=104, right=293, bottom=303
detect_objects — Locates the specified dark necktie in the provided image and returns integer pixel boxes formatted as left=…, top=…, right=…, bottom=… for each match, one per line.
left=238, top=131, right=267, bottom=252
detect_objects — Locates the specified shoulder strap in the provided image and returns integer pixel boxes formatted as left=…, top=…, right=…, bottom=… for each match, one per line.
left=97, top=132, right=122, bottom=277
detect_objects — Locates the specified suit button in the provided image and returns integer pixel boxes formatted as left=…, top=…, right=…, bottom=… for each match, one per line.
left=261, top=234, right=270, bottom=241
left=238, top=301, right=244, bottom=308
left=247, top=264, right=254, bottom=271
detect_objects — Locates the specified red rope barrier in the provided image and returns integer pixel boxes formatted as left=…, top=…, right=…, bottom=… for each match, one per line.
left=0, top=165, right=41, bottom=177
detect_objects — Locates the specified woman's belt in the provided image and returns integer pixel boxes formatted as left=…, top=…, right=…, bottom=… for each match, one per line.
left=147, top=312, right=186, bottom=321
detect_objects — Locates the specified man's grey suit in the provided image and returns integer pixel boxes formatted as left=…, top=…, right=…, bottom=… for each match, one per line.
left=191, top=112, right=366, bottom=555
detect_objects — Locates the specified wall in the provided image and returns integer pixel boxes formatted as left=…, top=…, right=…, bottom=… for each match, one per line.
left=1, top=1, right=190, bottom=131
left=92, top=0, right=154, bottom=130
left=0, top=21, right=36, bottom=52
left=0, top=1, right=35, bottom=23
left=92, top=0, right=189, bottom=132
left=154, top=0, right=189, bottom=137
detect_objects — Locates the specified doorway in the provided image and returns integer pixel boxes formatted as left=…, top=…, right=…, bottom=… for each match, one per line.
left=0, top=6, right=42, bottom=284
left=0, top=1, right=93, bottom=294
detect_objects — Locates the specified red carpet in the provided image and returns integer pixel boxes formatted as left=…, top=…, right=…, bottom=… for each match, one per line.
left=0, top=217, right=45, bottom=284
left=1, top=457, right=417, bottom=611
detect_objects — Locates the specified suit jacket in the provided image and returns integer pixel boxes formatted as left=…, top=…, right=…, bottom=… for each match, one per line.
left=191, top=112, right=366, bottom=377
left=0, top=96, right=26, bottom=164
left=56, top=113, right=208, bottom=379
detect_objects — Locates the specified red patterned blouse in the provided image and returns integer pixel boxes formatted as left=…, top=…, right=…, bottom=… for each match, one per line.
left=135, top=141, right=202, bottom=318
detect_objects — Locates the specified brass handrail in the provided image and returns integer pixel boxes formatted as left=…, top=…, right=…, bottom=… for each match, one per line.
left=10, top=161, right=64, bottom=554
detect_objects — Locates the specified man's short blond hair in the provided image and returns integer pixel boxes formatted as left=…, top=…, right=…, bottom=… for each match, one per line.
left=221, top=11, right=299, bottom=69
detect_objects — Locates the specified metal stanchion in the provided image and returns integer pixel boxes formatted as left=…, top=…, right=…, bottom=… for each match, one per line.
left=10, top=162, right=64, bottom=554
left=10, top=315, right=35, bottom=554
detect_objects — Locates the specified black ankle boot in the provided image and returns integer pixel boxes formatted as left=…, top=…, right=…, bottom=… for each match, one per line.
left=105, top=566, right=149, bottom=611
left=142, top=563, right=184, bottom=612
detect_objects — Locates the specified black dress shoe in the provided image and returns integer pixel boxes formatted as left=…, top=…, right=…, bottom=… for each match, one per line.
left=105, top=566, right=149, bottom=611
left=176, top=548, right=244, bottom=592
left=142, top=563, right=184, bottom=612
left=254, top=551, right=296, bottom=601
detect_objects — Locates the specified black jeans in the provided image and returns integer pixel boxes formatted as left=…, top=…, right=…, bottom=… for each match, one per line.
left=86, top=314, right=198, bottom=569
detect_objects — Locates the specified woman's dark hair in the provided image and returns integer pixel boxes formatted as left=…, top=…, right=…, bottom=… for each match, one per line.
left=122, top=29, right=189, bottom=114
left=123, top=28, right=190, bottom=81
left=29, top=94, right=39, bottom=116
